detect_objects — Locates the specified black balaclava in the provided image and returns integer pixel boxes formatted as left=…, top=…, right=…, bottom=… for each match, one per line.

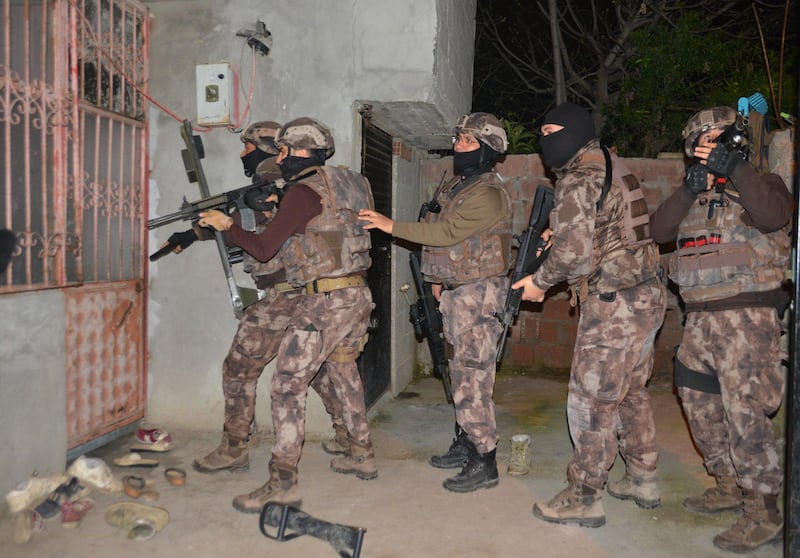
left=453, top=141, right=498, bottom=178
left=539, top=102, right=596, bottom=169
left=241, top=149, right=271, bottom=178
left=278, top=149, right=326, bottom=181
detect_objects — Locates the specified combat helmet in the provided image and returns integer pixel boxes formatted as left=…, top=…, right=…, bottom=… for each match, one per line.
left=682, top=107, right=737, bottom=158
left=453, top=112, right=508, bottom=154
left=240, top=121, right=281, bottom=155
left=276, top=117, right=335, bottom=159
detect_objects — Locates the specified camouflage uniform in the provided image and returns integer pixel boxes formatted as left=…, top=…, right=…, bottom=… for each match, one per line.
left=531, top=137, right=665, bottom=525
left=650, top=105, right=791, bottom=551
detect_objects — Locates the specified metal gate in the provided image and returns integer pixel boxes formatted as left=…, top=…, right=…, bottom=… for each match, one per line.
left=358, top=121, right=392, bottom=407
left=1, top=0, right=149, bottom=451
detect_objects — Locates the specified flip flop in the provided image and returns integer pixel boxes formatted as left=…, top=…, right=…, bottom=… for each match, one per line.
left=114, top=453, right=159, bottom=468
left=129, top=438, right=172, bottom=453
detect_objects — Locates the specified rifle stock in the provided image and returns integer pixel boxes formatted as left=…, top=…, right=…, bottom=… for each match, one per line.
left=496, top=185, right=555, bottom=363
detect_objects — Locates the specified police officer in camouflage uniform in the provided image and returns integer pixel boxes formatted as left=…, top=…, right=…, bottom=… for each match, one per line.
left=199, top=117, right=376, bottom=512
left=360, top=112, right=512, bottom=493
left=513, top=102, right=666, bottom=527
left=190, top=121, right=352, bottom=474
left=650, top=106, right=791, bottom=552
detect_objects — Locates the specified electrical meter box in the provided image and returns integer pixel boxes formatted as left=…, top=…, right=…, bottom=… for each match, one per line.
left=196, top=63, right=236, bottom=126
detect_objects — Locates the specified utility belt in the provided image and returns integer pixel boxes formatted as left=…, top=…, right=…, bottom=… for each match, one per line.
left=303, top=274, right=366, bottom=295
left=273, top=282, right=303, bottom=293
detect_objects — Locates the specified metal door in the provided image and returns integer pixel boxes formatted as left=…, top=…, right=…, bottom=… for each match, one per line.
left=1, top=0, right=149, bottom=453
left=358, top=121, right=392, bottom=407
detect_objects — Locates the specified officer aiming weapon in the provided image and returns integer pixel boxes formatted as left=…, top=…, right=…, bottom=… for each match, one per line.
left=495, top=185, right=555, bottom=363
left=406, top=173, right=454, bottom=403
left=149, top=120, right=281, bottom=317
left=260, top=503, right=366, bottom=558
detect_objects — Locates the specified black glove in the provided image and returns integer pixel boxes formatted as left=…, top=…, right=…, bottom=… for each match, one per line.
left=683, top=163, right=709, bottom=197
left=168, top=229, right=199, bottom=250
left=705, top=144, right=746, bottom=178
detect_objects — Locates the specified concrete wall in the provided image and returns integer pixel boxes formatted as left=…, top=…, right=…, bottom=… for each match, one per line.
left=145, top=0, right=476, bottom=432
left=0, top=0, right=475, bottom=502
left=418, top=153, right=688, bottom=383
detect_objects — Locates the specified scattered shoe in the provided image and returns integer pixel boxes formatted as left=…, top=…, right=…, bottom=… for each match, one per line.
left=34, top=476, right=84, bottom=520
left=6, top=473, right=70, bottom=514
left=61, top=498, right=95, bottom=528
left=164, top=467, right=187, bottom=486
left=129, top=438, right=172, bottom=453
left=67, top=456, right=123, bottom=494
left=123, top=475, right=147, bottom=498
left=114, top=452, right=159, bottom=468
left=135, top=427, right=172, bottom=445
left=11, top=510, right=44, bottom=545
left=104, top=501, right=170, bottom=540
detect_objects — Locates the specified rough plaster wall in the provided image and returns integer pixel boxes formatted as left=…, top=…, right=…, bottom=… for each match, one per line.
left=0, top=291, right=67, bottom=499
left=432, top=0, right=477, bottom=121
left=145, top=0, right=464, bottom=431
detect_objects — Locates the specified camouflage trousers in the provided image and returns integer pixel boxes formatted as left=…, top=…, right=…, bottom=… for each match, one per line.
left=676, top=307, right=785, bottom=495
left=567, top=280, right=666, bottom=490
left=271, top=286, right=373, bottom=468
left=222, top=288, right=343, bottom=445
left=439, top=276, right=507, bottom=454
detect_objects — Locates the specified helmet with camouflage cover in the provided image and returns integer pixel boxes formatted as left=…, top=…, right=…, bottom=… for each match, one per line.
left=682, top=107, right=737, bottom=158
left=453, top=112, right=508, bottom=154
left=276, top=117, right=335, bottom=159
left=241, top=121, right=281, bottom=155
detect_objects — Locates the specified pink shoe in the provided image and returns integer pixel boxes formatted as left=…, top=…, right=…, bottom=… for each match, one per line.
left=135, top=428, right=172, bottom=444
left=61, top=498, right=95, bottom=528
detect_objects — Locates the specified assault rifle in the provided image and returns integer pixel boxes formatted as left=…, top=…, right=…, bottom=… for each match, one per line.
left=495, top=185, right=555, bottom=363
left=146, top=178, right=284, bottom=232
left=407, top=173, right=454, bottom=403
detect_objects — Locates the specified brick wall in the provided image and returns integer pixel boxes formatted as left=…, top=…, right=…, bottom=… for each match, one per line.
left=420, top=153, right=687, bottom=382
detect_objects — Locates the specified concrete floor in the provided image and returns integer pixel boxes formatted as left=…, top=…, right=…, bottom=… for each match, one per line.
left=0, top=373, right=785, bottom=558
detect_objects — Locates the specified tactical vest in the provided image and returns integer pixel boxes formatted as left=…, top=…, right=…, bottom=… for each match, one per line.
left=421, top=173, right=513, bottom=285
left=572, top=148, right=659, bottom=295
left=668, top=186, right=789, bottom=303
left=280, top=166, right=374, bottom=286
left=241, top=218, right=285, bottom=284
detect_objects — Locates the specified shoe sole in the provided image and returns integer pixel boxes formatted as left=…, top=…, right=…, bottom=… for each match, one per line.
left=606, top=489, right=660, bottom=510
left=192, top=460, right=250, bottom=474
left=442, top=477, right=499, bottom=493
left=531, top=505, right=606, bottom=528
left=331, top=466, right=378, bottom=481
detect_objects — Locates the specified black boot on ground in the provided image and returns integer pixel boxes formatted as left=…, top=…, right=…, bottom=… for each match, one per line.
left=442, top=441, right=499, bottom=493
left=429, top=423, right=469, bottom=469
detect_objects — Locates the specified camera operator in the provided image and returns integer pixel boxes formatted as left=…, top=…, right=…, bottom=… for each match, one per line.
left=649, top=106, right=793, bottom=553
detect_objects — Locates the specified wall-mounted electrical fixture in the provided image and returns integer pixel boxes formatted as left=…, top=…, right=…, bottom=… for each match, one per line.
left=236, top=19, right=272, bottom=56
left=196, top=63, right=237, bottom=126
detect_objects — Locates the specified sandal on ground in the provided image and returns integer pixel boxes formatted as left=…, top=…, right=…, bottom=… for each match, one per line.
left=114, top=453, right=159, bottom=468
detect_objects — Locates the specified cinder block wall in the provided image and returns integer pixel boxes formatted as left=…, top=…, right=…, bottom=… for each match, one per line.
left=420, top=153, right=687, bottom=382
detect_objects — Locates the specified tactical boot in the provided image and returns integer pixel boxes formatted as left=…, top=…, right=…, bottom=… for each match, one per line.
left=532, top=483, right=606, bottom=528
left=429, top=423, right=469, bottom=469
left=683, top=475, right=744, bottom=514
left=192, top=434, right=249, bottom=473
left=713, top=492, right=783, bottom=552
left=607, top=465, right=660, bottom=509
left=507, top=434, right=532, bottom=476
left=232, top=460, right=302, bottom=513
left=322, top=424, right=350, bottom=456
left=442, top=442, right=499, bottom=493
left=330, top=441, right=378, bottom=480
